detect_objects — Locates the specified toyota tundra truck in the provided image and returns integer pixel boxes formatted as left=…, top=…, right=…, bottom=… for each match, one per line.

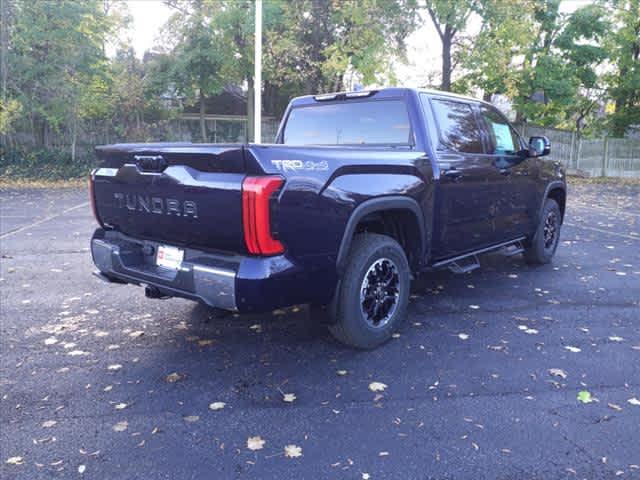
left=89, top=87, right=566, bottom=349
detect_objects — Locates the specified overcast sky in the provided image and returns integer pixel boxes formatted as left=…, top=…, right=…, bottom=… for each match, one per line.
left=122, top=0, right=593, bottom=87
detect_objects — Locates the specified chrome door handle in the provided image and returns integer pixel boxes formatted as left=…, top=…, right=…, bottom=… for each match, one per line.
left=444, top=168, right=462, bottom=179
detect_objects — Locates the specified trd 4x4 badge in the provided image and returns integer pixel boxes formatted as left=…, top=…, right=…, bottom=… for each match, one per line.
left=271, top=159, right=329, bottom=172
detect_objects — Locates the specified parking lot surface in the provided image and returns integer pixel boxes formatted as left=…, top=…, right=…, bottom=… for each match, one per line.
left=1, top=182, right=639, bottom=479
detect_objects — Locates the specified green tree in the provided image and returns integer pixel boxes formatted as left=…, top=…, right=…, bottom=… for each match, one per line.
left=459, top=1, right=608, bottom=133
left=264, top=0, right=418, bottom=105
left=606, top=0, right=640, bottom=136
left=7, top=0, right=116, bottom=152
left=163, top=0, right=234, bottom=141
left=456, top=0, right=534, bottom=99
left=424, top=0, right=477, bottom=91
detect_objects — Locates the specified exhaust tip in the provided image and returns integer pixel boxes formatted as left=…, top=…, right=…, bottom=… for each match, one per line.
left=145, top=286, right=170, bottom=300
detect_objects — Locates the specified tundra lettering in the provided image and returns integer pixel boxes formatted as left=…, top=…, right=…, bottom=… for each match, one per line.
left=91, top=87, right=565, bottom=349
left=113, top=193, right=198, bottom=218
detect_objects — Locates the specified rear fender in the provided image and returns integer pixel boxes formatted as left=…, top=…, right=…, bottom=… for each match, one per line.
left=336, top=196, right=426, bottom=273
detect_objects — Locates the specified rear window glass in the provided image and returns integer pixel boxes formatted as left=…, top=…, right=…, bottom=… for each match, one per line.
left=283, top=100, right=412, bottom=146
left=429, top=98, right=483, bottom=154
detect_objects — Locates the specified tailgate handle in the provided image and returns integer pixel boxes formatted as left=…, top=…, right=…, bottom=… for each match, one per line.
left=134, top=155, right=167, bottom=172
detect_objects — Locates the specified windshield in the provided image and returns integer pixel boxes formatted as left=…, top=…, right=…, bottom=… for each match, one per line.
left=283, top=100, right=412, bottom=146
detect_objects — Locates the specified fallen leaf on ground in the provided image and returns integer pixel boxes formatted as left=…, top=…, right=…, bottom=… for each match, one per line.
left=209, top=402, right=226, bottom=411
left=283, top=393, right=297, bottom=403
left=129, top=331, right=144, bottom=338
left=247, top=436, right=265, bottom=451
left=107, top=364, right=122, bottom=371
left=368, top=382, right=388, bottom=392
left=165, top=372, right=184, bottom=383
left=112, top=421, right=128, bottom=432
left=67, top=350, right=89, bottom=356
left=284, top=444, right=302, bottom=458
left=41, top=420, right=57, bottom=428
left=114, top=403, right=128, bottom=410
left=5, top=456, right=24, bottom=465
left=548, top=368, right=567, bottom=379
left=577, top=391, right=594, bottom=404
left=608, top=403, right=623, bottom=411
left=458, top=333, right=469, bottom=340
left=336, top=370, right=348, bottom=376
left=609, top=336, right=624, bottom=342
left=565, top=346, right=581, bottom=353
left=628, top=397, right=640, bottom=406
left=183, top=415, right=199, bottom=422
left=78, top=465, right=86, bottom=474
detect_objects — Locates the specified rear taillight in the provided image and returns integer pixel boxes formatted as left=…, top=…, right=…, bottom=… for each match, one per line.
left=88, top=171, right=102, bottom=226
left=242, top=176, right=284, bottom=255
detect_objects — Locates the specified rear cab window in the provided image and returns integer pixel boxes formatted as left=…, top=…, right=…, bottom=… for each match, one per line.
left=282, top=99, right=413, bottom=146
left=423, top=96, right=484, bottom=154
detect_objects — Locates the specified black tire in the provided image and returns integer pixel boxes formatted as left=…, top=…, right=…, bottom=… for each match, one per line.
left=328, top=233, right=410, bottom=349
left=524, top=198, right=562, bottom=265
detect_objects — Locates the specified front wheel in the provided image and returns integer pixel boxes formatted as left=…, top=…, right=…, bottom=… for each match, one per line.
left=328, top=233, right=410, bottom=349
left=524, top=198, right=562, bottom=265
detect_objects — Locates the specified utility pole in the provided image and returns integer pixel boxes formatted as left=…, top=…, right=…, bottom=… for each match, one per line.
left=1, top=0, right=8, bottom=148
left=253, top=0, right=262, bottom=143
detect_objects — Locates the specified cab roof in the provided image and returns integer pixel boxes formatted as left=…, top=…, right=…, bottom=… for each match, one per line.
left=288, top=87, right=488, bottom=108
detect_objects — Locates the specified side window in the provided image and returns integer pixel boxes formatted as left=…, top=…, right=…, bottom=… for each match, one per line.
left=430, top=99, right=483, bottom=154
left=480, top=107, right=522, bottom=155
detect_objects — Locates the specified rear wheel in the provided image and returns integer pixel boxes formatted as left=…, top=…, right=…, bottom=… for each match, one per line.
left=524, top=198, right=562, bottom=265
left=328, top=234, right=410, bottom=349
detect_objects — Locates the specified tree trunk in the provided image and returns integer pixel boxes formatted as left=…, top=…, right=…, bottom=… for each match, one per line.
left=247, top=77, right=254, bottom=143
left=199, top=90, right=206, bottom=142
left=441, top=32, right=452, bottom=91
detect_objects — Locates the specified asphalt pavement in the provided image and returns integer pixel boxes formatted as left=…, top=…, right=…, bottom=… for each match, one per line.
left=1, top=182, right=639, bottom=479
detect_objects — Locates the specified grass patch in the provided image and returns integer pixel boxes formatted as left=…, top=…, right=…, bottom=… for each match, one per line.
left=1, top=148, right=96, bottom=182
left=0, top=178, right=87, bottom=189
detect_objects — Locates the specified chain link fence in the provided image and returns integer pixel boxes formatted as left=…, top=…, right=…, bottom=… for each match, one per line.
left=5, top=116, right=639, bottom=179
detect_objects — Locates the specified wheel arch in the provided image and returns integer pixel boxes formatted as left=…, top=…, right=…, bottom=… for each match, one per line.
left=540, top=181, right=566, bottom=223
left=336, top=196, right=426, bottom=274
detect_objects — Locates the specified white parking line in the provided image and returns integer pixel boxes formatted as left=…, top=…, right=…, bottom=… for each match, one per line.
left=565, top=222, right=640, bottom=241
left=571, top=204, right=640, bottom=218
left=0, top=202, right=89, bottom=239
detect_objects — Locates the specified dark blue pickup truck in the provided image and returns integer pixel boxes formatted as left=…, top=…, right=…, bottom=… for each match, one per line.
left=90, top=87, right=566, bottom=348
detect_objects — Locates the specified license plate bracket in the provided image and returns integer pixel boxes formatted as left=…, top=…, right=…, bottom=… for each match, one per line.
left=156, top=245, right=184, bottom=270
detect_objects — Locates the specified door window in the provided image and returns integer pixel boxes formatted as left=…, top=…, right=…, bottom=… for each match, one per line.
left=429, top=98, right=483, bottom=154
left=480, top=107, right=522, bottom=155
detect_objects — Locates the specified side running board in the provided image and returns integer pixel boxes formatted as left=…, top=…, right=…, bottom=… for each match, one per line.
left=431, top=237, right=527, bottom=274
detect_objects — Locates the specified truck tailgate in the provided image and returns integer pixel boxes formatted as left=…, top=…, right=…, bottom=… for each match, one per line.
left=92, top=144, right=247, bottom=253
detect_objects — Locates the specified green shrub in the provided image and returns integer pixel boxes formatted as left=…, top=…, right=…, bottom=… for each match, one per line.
left=0, top=147, right=97, bottom=180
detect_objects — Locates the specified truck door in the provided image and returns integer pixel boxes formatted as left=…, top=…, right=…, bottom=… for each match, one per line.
left=478, top=105, right=538, bottom=239
left=423, top=96, right=506, bottom=259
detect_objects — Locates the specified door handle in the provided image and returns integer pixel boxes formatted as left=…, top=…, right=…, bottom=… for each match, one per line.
left=444, top=168, right=462, bottom=179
